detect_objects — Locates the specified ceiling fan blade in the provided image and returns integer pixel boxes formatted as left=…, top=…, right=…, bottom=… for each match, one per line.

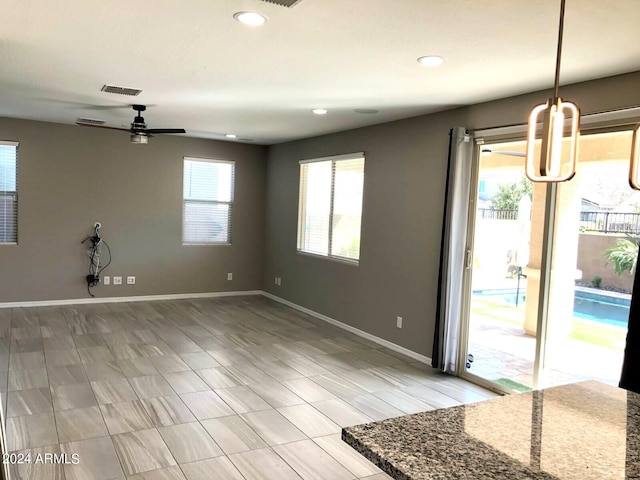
left=145, top=128, right=186, bottom=134
left=75, top=122, right=131, bottom=133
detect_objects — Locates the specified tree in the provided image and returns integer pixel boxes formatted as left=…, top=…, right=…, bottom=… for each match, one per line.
left=606, top=237, right=639, bottom=276
left=490, top=177, right=533, bottom=211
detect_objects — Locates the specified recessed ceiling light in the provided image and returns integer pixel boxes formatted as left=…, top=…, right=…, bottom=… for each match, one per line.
left=417, top=55, right=445, bottom=67
left=354, top=109, right=379, bottom=114
left=225, top=134, right=237, bottom=139
left=312, top=109, right=328, bottom=115
left=233, top=12, right=268, bottom=26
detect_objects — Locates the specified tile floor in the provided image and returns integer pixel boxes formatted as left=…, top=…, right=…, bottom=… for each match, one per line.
left=0, top=296, right=497, bottom=479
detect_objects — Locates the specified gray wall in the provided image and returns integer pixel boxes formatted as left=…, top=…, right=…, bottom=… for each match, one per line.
left=263, top=71, right=640, bottom=358
left=0, top=117, right=267, bottom=302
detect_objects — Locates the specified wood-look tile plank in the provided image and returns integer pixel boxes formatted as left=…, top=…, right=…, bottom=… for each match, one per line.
left=180, top=390, right=234, bottom=420
left=7, top=387, right=53, bottom=416
left=45, top=349, right=82, bottom=367
left=158, top=421, right=222, bottom=463
left=78, top=346, right=116, bottom=364
left=9, top=352, right=45, bottom=371
left=50, top=383, right=97, bottom=411
left=150, top=355, right=191, bottom=374
left=6, top=412, right=58, bottom=451
left=101, top=399, right=156, bottom=435
left=273, top=439, right=355, bottom=480
left=229, top=447, right=303, bottom=480
left=179, top=352, right=220, bottom=370
left=8, top=444, right=65, bottom=480
left=55, top=405, right=109, bottom=443
left=308, top=375, right=367, bottom=399
left=277, top=404, right=341, bottom=437
left=91, top=378, right=138, bottom=404
left=370, top=388, right=436, bottom=414
left=141, top=395, right=196, bottom=427
left=214, top=385, right=272, bottom=414
left=8, top=368, right=49, bottom=391
left=201, top=415, right=267, bottom=454
left=180, top=456, right=245, bottom=480
left=225, top=363, right=270, bottom=386
left=84, top=361, right=126, bottom=382
left=47, top=365, right=88, bottom=386
left=127, top=466, right=187, bottom=480
left=282, top=378, right=337, bottom=403
left=129, top=375, right=175, bottom=399
left=310, top=399, right=373, bottom=427
left=162, top=371, right=210, bottom=394
left=112, top=428, right=177, bottom=476
left=117, top=357, right=160, bottom=378
left=61, top=435, right=124, bottom=480
left=248, top=379, right=305, bottom=408
left=312, top=434, right=383, bottom=478
left=240, top=409, right=306, bottom=446
left=343, top=394, right=405, bottom=421
left=196, top=367, right=241, bottom=389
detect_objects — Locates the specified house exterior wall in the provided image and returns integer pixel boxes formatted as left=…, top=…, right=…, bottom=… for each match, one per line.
left=578, top=233, right=635, bottom=292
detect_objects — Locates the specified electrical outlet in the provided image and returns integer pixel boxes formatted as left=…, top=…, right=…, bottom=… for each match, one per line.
left=227, top=273, right=233, bottom=281
left=274, top=277, right=282, bottom=286
left=103, top=276, right=110, bottom=285
left=396, top=316, right=403, bottom=328
left=113, top=276, right=122, bottom=285
left=127, top=276, right=135, bottom=285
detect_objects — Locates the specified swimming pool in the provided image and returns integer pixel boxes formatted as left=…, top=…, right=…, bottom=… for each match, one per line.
left=473, top=288, right=630, bottom=328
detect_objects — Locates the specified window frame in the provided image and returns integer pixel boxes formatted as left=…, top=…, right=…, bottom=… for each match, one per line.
left=182, top=156, right=235, bottom=246
left=0, top=141, right=18, bottom=245
left=297, top=152, right=365, bottom=265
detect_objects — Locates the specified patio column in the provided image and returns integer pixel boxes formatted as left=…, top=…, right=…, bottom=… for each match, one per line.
left=523, top=176, right=582, bottom=339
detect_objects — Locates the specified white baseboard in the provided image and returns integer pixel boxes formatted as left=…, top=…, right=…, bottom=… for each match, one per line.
left=1, top=290, right=432, bottom=366
left=261, top=291, right=432, bottom=365
left=0, top=290, right=263, bottom=309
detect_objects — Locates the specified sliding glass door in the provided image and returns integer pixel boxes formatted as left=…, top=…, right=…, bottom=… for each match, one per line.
left=461, top=130, right=635, bottom=393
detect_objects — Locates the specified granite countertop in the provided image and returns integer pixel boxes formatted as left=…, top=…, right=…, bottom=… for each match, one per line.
left=342, top=380, right=640, bottom=480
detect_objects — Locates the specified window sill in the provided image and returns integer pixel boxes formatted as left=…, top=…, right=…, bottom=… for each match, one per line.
left=182, top=242, right=232, bottom=246
left=296, top=250, right=359, bottom=266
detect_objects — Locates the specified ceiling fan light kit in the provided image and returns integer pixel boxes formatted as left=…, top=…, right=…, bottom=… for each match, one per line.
left=525, top=0, right=580, bottom=183
left=130, top=134, right=148, bottom=144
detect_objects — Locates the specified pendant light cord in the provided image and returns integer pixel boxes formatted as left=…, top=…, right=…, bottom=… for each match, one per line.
left=553, top=0, right=566, bottom=102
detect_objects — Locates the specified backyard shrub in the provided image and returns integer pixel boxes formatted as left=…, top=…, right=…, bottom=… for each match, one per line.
left=606, top=237, right=639, bottom=276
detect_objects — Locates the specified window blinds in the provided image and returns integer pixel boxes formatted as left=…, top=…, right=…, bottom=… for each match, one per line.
left=183, top=158, right=234, bottom=244
left=297, top=153, right=365, bottom=262
left=0, top=142, right=18, bottom=244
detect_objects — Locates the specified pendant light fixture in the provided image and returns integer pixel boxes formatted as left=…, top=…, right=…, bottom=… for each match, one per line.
left=630, top=125, right=640, bottom=190
left=526, top=0, right=580, bottom=183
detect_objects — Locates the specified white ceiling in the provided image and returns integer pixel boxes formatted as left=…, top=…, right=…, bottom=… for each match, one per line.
left=2, top=0, right=639, bottom=145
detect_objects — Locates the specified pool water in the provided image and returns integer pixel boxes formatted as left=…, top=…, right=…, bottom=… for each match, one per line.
left=473, top=289, right=630, bottom=328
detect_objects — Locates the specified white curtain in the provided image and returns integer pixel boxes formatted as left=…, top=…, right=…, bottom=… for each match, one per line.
left=434, top=127, right=474, bottom=374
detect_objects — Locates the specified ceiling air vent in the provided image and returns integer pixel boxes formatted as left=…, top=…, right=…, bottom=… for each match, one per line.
left=76, top=118, right=105, bottom=125
left=260, top=0, right=303, bottom=7
left=101, top=84, right=142, bottom=96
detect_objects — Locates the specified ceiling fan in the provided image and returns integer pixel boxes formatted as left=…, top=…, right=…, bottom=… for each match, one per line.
left=76, top=104, right=186, bottom=144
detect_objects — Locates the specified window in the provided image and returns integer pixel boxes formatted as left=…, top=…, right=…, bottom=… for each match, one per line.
left=297, top=152, right=365, bottom=263
left=183, top=157, right=234, bottom=244
left=0, top=142, right=18, bottom=244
